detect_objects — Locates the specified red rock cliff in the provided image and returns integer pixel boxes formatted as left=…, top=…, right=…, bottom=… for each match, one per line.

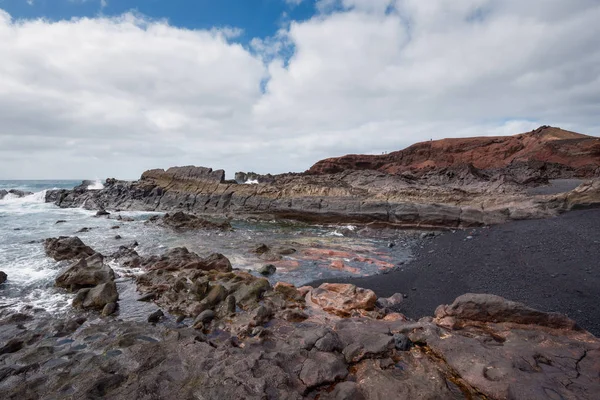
left=307, top=126, right=600, bottom=177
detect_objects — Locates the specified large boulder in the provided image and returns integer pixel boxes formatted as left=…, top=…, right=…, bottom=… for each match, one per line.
left=72, top=282, right=119, bottom=310
left=44, top=236, right=97, bottom=261
left=55, top=253, right=115, bottom=291
left=309, top=283, right=377, bottom=317
left=8, top=189, right=33, bottom=198
left=0, top=190, right=7, bottom=200
left=0, top=271, right=6, bottom=285
left=434, top=293, right=580, bottom=330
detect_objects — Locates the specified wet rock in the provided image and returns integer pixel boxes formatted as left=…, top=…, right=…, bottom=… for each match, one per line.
left=252, top=243, right=270, bottom=254
left=147, top=309, right=164, bottom=323
left=193, top=310, right=215, bottom=328
left=72, top=282, right=119, bottom=310
left=55, top=220, right=67, bottom=224
left=44, top=236, right=97, bottom=261
left=0, top=271, right=6, bottom=285
left=0, top=189, right=6, bottom=200
left=77, top=227, right=92, bottom=233
left=8, top=189, right=32, bottom=198
left=102, top=302, right=117, bottom=317
left=114, top=235, right=122, bottom=240
left=55, top=253, right=115, bottom=291
left=0, top=339, right=24, bottom=355
left=259, top=264, right=277, bottom=276
left=153, top=211, right=232, bottom=231
left=111, top=225, right=120, bottom=229
left=309, top=283, right=377, bottom=317
left=95, top=210, right=110, bottom=217
left=137, top=292, right=157, bottom=302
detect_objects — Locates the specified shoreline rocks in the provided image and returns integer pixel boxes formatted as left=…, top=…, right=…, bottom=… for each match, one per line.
left=0, top=271, right=6, bottom=285
left=44, top=236, right=97, bottom=261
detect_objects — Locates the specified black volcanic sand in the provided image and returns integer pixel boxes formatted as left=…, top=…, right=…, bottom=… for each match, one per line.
left=310, top=208, right=600, bottom=336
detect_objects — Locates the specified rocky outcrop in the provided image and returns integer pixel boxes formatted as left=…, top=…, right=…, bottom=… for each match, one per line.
left=43, top=236, right=97, bottom=261
left=55, top=253, right=115, bottom=291
left=308, top=126, right=600, bottom=178
left=72, top=281, right=119, bottom=310
left=135, top=247, right=232, bottom=274
left=44, top=128, right=600, bottom=229
left=148, top=211, right=232, bottom=231
left=1, top=284, right=598, bottom=399
left=0, top=189, right=33, bottom=199
left=234, top=171, right=275, bottom=184
left=141, top=165, right=225, bottom=183
left=0, top=271, right=6, bottom=285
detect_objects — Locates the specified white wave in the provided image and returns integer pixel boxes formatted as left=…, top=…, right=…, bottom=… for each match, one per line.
left=87, top=179, right=104, bottom=190
left=244, top=179, right=259, bottom=185
left=0, top=190, right=47, bottom=205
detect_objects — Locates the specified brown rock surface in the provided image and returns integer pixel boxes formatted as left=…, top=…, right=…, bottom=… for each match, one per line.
left=308, top=126, right=600, bottom=177
left=308, top=283, right=377, bottom=317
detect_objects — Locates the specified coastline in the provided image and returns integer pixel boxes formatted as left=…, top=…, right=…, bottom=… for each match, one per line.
left=310, top=208, right=600, bottom=336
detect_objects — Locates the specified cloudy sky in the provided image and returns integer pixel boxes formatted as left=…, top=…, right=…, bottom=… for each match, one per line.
left=0, top=0, right=599, bottom=179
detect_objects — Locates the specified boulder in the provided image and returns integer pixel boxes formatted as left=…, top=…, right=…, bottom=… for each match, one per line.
left=258, top=264, right=276, bottom=276
left=0, top=189, right=7, bottom=200
left=72, top=282, right=118, bottom=310
left=44, top=236, right=97, bottom=261
left=309, top=283, right=377, bottom=317
left=376, top=293, right=404, bottom=309
left=434, top=293, right=581, bottom=330
left=95, top=210, right=110, bottom=217
left=0, top=271, right=7, bottom=285
left=55, top=253, right=115, bottom=291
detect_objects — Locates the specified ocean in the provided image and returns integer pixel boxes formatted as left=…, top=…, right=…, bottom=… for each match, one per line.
left=0, top=180, right=414, bottom=319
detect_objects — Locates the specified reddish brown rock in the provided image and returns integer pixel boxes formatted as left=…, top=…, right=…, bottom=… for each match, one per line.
left=308, top=283, right=377, bottom=317
left=308, top=126, right=600, bottom=178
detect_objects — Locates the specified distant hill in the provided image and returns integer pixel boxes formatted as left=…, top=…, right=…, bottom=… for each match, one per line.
left=307, top=126, right=600, bottom=177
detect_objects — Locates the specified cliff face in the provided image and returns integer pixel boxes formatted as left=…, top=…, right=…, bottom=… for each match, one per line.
left=307, top=126, right=600, bottom=177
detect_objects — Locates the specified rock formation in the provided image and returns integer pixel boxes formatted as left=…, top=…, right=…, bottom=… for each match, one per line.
left=0, top=271, right=6, bottom=285
left=308, top=126, right=600, bottom=177
left=44, top=127, right=600, bottom=229
left=147, top=211, right=232, bottom=231
left=44, top=236, right=97, bottom=261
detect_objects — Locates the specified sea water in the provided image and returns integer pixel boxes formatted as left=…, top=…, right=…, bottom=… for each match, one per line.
left=0, top=180, right=414, bottom=318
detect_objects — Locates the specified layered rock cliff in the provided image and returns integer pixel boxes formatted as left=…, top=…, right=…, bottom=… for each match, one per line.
left=45, top=127, right=600, bottom=228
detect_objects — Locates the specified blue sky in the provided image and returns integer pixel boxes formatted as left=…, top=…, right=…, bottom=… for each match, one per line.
left=0, top=0, right=317, bottom=43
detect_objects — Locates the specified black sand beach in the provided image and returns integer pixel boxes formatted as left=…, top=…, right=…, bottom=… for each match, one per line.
left=312, top=208, right=600, bottom=336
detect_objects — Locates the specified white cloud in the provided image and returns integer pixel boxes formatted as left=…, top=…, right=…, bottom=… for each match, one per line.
left=0, top=2, right=599, bottom=179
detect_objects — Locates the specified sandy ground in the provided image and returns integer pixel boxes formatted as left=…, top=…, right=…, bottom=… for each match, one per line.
left=311, top=208, right=600, bottom=336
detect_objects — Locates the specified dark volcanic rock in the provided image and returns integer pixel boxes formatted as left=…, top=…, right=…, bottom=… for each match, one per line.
left=0, top=189, right=7, bottom=200
left=7, top=189, right=33, bottom=198
left=44, top=236, right=97, bottom=261
left=259, top=264, right=277, bottom=276
left=72, top=281, right=119, bottom=310
left=0, top=271, right=7, bottom=285
left=155, top=211, right=232, bottom=231
left=138, top=247, right=232, bottom=273
left=55, top=253, right=115, bottom=291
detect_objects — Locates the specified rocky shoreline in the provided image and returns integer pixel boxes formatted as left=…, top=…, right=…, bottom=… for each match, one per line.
left=1, top=234, right=599, bottom=399
left=3, top=126, right=600, bottom=398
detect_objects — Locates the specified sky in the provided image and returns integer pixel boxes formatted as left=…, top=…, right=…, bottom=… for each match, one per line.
left=0, top=0, right=599, bottom=179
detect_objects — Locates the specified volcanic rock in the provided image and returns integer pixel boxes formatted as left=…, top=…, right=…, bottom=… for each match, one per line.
left=308, top=126, right=600, bottom=178
left=72, top=281, right=118, bottom=310
left=309, top=283, right=377, bottom=317
left=258, top=264, right=277, bottom=276
left=44, top=236, right=97, bottom=261
left=0, top=271, right=7, bottom=285
left=55, top=253, right=115, bottom=291
left=154, top=211, right=232, bottom=231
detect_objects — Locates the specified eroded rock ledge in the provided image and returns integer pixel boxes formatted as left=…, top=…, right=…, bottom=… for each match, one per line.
left=45, top=165, right=600, bottom=229
left=2, top=240, right=597, bottom=399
